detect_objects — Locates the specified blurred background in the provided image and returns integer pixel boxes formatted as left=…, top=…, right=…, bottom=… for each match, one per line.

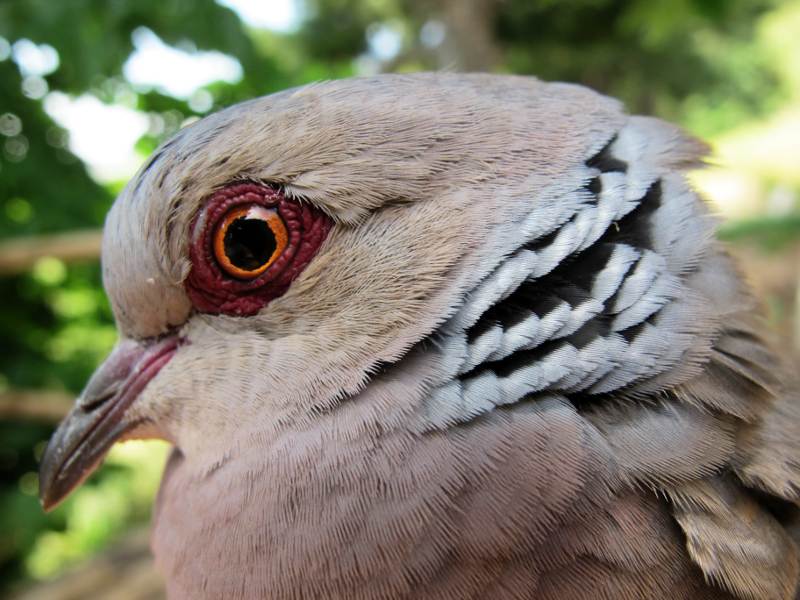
left=0, top=0, right=798, bottom=597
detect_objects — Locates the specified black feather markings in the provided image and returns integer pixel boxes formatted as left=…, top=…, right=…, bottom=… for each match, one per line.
left=585, top=176, right=602, bottom=196
left=586, top=135, right=629, bottom=173
left=600, top=180, right=662, bottom=252
left=459, top=144, right=667, bottom=402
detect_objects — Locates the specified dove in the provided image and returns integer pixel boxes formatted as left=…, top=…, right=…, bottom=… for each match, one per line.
left=39, top=73, right=800, bottom=599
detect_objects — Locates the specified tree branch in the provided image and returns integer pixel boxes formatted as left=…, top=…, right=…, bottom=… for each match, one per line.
left=0, top=230, right=102, bottom=275
left=0, top=389, right=73, bottom=422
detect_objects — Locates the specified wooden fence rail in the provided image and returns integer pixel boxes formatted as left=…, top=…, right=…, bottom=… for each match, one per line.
left=0, top=389, right=73, bottom=422
left=0, top=230, right=102, bottom=275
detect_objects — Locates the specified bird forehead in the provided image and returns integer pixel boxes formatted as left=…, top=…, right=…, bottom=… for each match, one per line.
left=125, top=73, right=610, bottom=225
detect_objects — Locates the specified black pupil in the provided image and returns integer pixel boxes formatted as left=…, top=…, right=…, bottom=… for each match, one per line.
left=223, top=217, right=276, bottom=271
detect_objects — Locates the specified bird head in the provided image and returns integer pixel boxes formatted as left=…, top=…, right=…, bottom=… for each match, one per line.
left=39, top=73, right=694, bottom=511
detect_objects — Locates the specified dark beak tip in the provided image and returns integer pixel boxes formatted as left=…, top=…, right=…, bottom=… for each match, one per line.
left=40, top=494, right=58, bottom=513
left=38, top=478, right=60, bottom=512
left=38, top=456, right=88, bottom=512
left=40, top=485, right=72, bottom=512
left=38, top=452, right=65, bottom=512
left=38, top=432, right=88, bottom=512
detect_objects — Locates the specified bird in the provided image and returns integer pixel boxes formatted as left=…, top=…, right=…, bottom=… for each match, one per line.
left=39, top=73, right=800, bottom=599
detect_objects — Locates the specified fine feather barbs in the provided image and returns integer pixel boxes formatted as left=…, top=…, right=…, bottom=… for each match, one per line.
left=40, top=74, right=800, bottom=600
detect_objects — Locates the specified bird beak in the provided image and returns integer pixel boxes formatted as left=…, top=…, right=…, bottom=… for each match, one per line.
left=39, top=336, right=180, bottom=511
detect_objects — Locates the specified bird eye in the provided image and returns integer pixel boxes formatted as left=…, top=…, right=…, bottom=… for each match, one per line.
left=213, top=205, right=288, bottom=279
left=187, top=182, right=332, bottom=316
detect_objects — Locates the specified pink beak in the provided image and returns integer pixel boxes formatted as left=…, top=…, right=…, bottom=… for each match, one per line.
left=39, top=336, right=180, bottom=511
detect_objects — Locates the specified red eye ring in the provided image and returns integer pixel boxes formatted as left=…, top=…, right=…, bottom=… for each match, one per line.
left=186, top=182, right=333, bottom=316
left=213, top=204, right=288, bottom=279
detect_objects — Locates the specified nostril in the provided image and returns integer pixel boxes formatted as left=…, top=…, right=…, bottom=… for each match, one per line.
left=78, top=386, right=119, bottom=411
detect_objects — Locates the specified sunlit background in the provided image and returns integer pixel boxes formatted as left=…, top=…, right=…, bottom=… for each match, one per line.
left=1, top=0, right=799, bottom=597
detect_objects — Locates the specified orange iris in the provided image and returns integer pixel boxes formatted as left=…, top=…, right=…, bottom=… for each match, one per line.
left=213, top=205, right=288, bottom=279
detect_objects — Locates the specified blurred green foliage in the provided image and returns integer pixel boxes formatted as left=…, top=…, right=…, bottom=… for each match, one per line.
left=719, top=214, right=800, bottom=252
left=0, top=0, right=798, bottom=594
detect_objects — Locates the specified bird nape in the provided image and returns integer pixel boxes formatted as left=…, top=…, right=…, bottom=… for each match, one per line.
left=39, top=73, right=800, bottom=600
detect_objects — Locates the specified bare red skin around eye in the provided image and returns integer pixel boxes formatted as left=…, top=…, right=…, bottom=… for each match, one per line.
left=185, top=183, right=332, bottom=316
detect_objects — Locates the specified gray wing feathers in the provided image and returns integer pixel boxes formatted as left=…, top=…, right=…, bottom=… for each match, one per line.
left=414, top=111, right=800, bottom=597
